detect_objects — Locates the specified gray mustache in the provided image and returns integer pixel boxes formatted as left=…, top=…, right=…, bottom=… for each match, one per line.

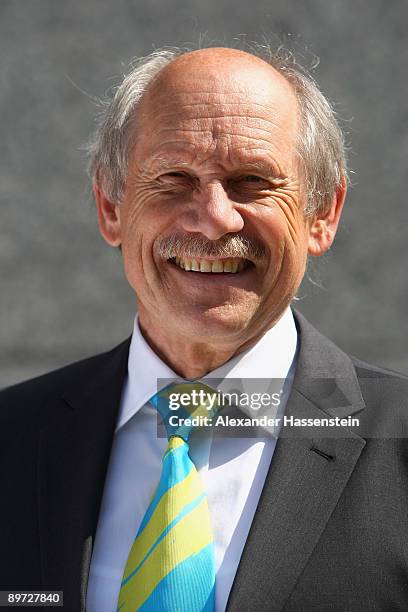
left=158, top=233, right=266, bottom=260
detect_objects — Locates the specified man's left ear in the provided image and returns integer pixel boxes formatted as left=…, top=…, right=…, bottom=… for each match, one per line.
left=307, top=176, right=347, bottom=256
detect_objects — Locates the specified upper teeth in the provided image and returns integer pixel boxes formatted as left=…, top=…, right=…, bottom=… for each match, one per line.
left=173, top=257, right=246, bottom=273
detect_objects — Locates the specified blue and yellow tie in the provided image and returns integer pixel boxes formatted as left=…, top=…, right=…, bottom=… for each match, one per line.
left=117, top=382, right=218, bottom=611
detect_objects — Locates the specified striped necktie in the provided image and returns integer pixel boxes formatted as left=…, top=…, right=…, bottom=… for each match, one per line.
left=117, top=382, right=219, bottom=611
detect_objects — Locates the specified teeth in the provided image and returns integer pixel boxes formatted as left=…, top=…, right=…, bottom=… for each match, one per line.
left=211, top=260, right=224, bottom=273
left=172, top=257, right=248, bottom=274
left=200, top=260, right=212, bottom=272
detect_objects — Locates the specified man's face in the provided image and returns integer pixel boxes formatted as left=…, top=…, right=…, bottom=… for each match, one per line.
left=106, top=52, right=314, bottom=345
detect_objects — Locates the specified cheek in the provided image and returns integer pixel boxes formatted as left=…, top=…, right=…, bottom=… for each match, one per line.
left=120, top=186, right=165, bottom=254
left=120, top=190, right=153, bottom=242
left=256, top=191, right=307, bottom=255
left=120, top=190, right=179, bottom=290
left=121, top=182, right=181, bottom=241
left=272, top=188, right=308, bottom=252
left=273, top=185, right=305, bottom=235
left=252, top=194, right=308, bottom=291
left=276, top=215, right=308, bottom=283
left=118, top=199, right=154, bottom=286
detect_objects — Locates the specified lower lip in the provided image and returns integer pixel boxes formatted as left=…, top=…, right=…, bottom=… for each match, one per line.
left=167, top=259, right=256, bottom=285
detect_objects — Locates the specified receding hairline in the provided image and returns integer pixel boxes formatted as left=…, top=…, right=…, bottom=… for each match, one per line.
left=155, top=46, right=292, bottom=74
left=139, top=46, right=297, bottom=106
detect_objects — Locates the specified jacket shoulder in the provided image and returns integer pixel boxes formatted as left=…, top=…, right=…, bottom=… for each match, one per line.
left=351, top=354, right=408, bottom=381
left=0, top=339, right=130, bottom=429
left=293, top=309, right=408, bottom=417
left=349, top=355, right=408, bottom=419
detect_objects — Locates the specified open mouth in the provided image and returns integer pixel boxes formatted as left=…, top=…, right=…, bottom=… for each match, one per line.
left=168, top=256, right=254, bottom=274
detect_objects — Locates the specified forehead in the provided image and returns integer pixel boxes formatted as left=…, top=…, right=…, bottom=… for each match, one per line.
left=133, top=55, right=299, bottom=169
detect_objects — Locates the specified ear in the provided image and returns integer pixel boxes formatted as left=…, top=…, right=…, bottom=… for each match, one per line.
left=307, top=175, right=347, bottom=256
left=93, top=183, right=122, bottom=247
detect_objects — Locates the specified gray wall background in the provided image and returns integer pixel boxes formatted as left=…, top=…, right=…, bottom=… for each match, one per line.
left=1, top=0, right=407, bottom=389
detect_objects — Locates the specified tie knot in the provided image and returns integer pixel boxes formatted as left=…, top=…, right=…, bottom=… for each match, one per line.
left=150, top=381, right=222, bottom=442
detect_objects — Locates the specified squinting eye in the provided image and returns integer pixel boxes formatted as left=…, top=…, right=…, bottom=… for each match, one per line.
left=241, top=175, right=264, bottom=182
left=233, top=175, right=271, bottom=188
left=158, top=172, right=195, bottom=184
left=163, top=172, right=187, bottom=178
left=157, top=172, right=196, bottom=191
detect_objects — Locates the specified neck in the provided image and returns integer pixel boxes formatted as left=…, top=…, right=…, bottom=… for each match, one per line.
left=137, top=309, right=270, bottom=379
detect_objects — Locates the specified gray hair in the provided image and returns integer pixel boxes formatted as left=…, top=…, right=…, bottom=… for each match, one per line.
left=86, top=44, right=348, bottom=217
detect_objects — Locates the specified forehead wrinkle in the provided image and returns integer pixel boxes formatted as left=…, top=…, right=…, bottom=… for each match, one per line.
left=140, top=106, right=293, bottom=151
left=143, top=98, right=293, bottom=125
left=145, top=92, right=283, bottom=112
left=152, top=113, right=287, bottom=133
left=151, top=126, right=289, bottom=152
left=138, top=111, right=297, bottom=164
left=144, top=132, right=293, bottom=163
left=141, top=142, right=292, bottom=178
left=138, top=96, right=297, bottom=155
left=142, top=80, right=258, bottom=110
left=139, top=70, right=298, bottom=125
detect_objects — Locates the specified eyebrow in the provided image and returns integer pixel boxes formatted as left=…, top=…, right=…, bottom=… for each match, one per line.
left=145, top=158, right=288, bottom=180
left=237, top=161, right=283, bottom=177
left=144, top=159, right=192, bottom=174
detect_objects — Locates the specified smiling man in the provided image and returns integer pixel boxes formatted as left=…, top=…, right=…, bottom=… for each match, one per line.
left=1, top=46, right=408, bottom=612
left=94, top=48, right=343, bottom=379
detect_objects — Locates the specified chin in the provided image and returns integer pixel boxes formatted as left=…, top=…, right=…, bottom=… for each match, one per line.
left=173, top=303, right=255, bottom=340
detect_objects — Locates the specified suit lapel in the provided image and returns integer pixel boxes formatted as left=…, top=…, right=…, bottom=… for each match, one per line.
left=37, top=340, right=130, bottom=611
left=227, top=311, right=367, bottom=611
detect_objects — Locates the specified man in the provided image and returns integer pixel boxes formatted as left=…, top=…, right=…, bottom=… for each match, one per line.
left=1, top=45, right=407, bottom=611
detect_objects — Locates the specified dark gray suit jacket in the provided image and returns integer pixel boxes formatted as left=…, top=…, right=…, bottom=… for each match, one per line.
left=1, top=311, right=408, bottom=611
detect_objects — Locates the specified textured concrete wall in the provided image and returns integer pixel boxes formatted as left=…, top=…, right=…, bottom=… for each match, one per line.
left=1, top=0, right=407, bottom=388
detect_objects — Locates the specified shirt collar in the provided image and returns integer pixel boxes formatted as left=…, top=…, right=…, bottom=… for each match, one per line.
left=116, top=307, right=298, bottom=430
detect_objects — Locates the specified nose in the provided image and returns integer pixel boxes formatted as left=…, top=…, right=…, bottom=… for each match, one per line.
left=180, top=181, right=244, bottom=240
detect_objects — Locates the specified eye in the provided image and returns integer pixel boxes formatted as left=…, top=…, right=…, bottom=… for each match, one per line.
left=163, top=171, right=187, bottom=178
left=156, top=171, right=197, bottom=192
left=231, top=175, right=271, bottom=189
left=158, top=171, right=194, bottom=183
left=240, top=175, right=265, bottom=182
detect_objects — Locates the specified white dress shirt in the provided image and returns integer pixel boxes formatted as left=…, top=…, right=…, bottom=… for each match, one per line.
left=86, top=307, right=298, bottom=611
